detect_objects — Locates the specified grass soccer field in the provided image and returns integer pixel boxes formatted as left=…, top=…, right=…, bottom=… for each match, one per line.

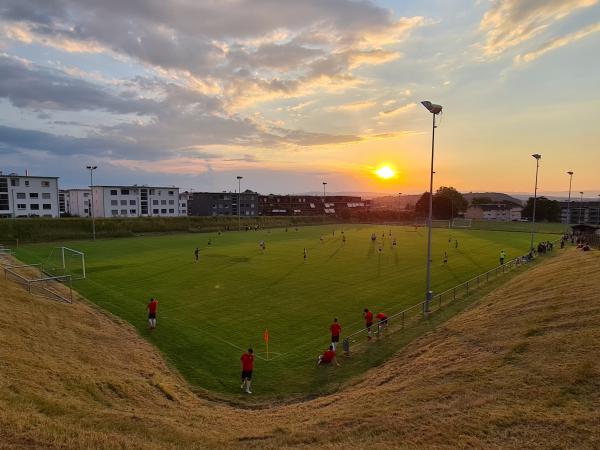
left=14, top=224, right=558, bottom=398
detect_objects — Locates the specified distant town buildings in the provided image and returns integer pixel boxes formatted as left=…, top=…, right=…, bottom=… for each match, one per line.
left=258, top=194, right=367, bottom=216
left=185, top=191, right=259, bottom=217
left=560, top=200, right=600, bottom=225
left=465, top=204, right=523, bottom=221
left=0, top=172, right=60, bottom=218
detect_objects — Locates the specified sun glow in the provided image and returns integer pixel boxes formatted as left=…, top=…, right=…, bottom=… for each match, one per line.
left=375, top=165, right=396, bottom=179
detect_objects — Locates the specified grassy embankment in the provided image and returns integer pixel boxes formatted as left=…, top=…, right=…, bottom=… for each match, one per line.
left=0, top=248, right=598, bottom=448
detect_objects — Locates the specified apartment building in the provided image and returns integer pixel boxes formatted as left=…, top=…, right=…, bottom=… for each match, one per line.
left=60, top=189, right=92, bottom=217
left=560, top=200, right=600, bottom=225
left=179, top=192, right=190, bottom=216
left=0, top=172, right=60, bottom=218
left=465, top=204, right=523, bottom=221
left=92, top=185, right=180, bottom=218
left=258, top=194, right=366, bottom=216
left=186, top=191, right=259, bottom=216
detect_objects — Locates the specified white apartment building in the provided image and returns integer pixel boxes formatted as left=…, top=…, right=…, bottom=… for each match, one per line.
left=62, top=189, right=92, bottom=217
left=92, top=185, right=181, bottom=218
left=179, top=192, right=190, bottom=216
left=0, top=172, right=60, bottom=218
left=465, top=204, right=523, bottom=221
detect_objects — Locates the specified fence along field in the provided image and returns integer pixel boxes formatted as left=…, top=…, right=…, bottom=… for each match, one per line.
left=14, top=223, right=559, bottom=398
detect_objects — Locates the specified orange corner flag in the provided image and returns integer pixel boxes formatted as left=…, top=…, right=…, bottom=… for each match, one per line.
left=263, top=328, right=269, bottom=343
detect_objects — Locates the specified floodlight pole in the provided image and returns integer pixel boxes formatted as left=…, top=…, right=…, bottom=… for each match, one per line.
left=530, top=154, right=541, bottom=253
left=86, top=165, right=97, bottom=240
left=566, top=171, right=573, bottom=231
left=579, top=191, right=584, bottom=224
left=237, top=176, right=243, bottom=230
left=422, top=101, right=442, bottom=315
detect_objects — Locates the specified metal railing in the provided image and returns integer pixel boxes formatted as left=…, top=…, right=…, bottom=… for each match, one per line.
left=3, top=263, right=73, bottom=303
left=342, top=246, right=559, bottom=351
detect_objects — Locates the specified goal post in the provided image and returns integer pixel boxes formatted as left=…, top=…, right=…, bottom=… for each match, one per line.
left=44, top=247, right=86, bottom=280
left=451, top=218, right=472, bottom=228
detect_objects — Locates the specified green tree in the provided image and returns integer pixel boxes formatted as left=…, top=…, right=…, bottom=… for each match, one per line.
left=521, top=197, right=561, bottom=222
left=433, top=187, right=468, bottom=219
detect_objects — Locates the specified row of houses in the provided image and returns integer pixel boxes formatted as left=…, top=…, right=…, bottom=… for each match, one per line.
left=0, top=172, right=368, bottom=219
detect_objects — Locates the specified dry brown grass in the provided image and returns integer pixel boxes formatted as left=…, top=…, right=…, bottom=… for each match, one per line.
left=1, top=250, right=599, bottom=449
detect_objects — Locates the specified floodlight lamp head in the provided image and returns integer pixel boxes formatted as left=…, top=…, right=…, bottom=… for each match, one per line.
left=237, top=176, right=243, bottom=180
left=532, top=153, right=541, bottom=160
left=567, top=171, right=573, bottom=175
left=421, top=101, right=442, bottom=114
left=86, top=165, right=97, bottom=170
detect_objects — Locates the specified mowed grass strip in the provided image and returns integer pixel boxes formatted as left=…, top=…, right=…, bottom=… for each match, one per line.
left=15, top=224, right=557, bottom=397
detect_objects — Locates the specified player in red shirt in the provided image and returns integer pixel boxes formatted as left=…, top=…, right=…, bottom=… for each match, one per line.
left=317, top=345, right=340, bottom=366
left=147, top=297, right=158, bottom=330
left=364, top=308, right=374, bottom=340
left=240, top=348, right=254, bottom=394
left=376, top=312, right=388, bottom=335
left=330, top=318, right=341, bottom=351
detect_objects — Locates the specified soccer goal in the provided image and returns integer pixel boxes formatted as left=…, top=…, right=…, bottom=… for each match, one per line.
left=451, top=218, right=472, bottom=228
left=44, top=247, right=86, bottom=280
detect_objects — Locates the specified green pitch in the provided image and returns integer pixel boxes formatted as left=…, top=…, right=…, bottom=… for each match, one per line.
left=15, top=224, right=557, bottom=397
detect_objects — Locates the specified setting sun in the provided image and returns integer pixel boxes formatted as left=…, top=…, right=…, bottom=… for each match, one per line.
left=375, top=166, right=396, bottom=179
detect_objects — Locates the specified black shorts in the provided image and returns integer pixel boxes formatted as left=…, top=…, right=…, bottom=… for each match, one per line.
left=366, top=322, right=373, bottom=329
left=331, top=335, right=339, bottom=343
left=241, top=370, right=252, bottom=380
left=148, top=312, right=156, bottom=319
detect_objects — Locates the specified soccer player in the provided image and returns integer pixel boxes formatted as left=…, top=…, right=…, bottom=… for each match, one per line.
left=147, top=297, right=158, bottom=330
left=500, top=250, right=506, bottom=265
left=330, top=318, right=341, bottom=351
left=443, top=252, right=448, bottom=265
left=342, top=234, right=346, bottom=244
left=392, top=238, right=397, bottom=248
left=259, top=240, right=265, bottom=251
left=194, top=247, right=199, bottom=262
left=364, top=308, right=374, bottom=340
left=303, top=247, right=307, bottom=261
left=240, top=348, right=254, bottom=394
left=455, top=239, right=458, bottom=249
left=376, top=312, right=388, bottom=335
left=317, top=345, right=340, bottom=366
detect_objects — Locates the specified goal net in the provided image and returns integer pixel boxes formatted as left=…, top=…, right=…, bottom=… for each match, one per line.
left=451, top=218, right=472, bottom=228
left=44, top=247, right=86, bottom=280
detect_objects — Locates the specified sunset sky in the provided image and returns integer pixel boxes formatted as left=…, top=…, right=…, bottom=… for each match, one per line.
left=0, top=0, right=599, bottom=196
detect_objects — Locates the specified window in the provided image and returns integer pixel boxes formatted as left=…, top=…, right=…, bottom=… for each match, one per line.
left=24, top=180, right=29, bottom=186
left=168, top=200, right=174, bottom=205
left=84, top=209, right=89, bottom=214
left=120, top=200, right=127, bottom=205
left=29, top=193, right=38, bottom=199
left=42, top=193, right=51, bottom=199
left=121, top=189, right=130, bottom=195
left=153, top=208, right=159, bottom=214
left=161, top=200, right=166, bottom=205
left=169, top=209, right=174, bottom=213
left=161, top=209, right=167, bottom=214
left=111, top=209, right=118, bottom=216
left=168, top=190, right=174, bottom=195
left=84, top=200, right=89, bottom=206
left=120, top=209, right=127, bottom=215
left=17, top=204, right=26, bottom=209
left=153, top=200, right=158, bottom=205
left=129, top=200, right=136, bottom=205
left=30, top=204, right=39, bottom=210
left=130, top=209, right=136, bottom=214
left=41, top=181, right=50, bottom=187
left=110, top=190, right=118, bottom=195
left=16, top=193, right=26, bottom=199
left=111, top=200, right=118, bottom=206
left=43, top=204, right=52, bottom=210
left=10, top=179, right=19, bottom=186
left=83, top=193, right=89, bottom=197
left=149, top=189, right=155, bottom=195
